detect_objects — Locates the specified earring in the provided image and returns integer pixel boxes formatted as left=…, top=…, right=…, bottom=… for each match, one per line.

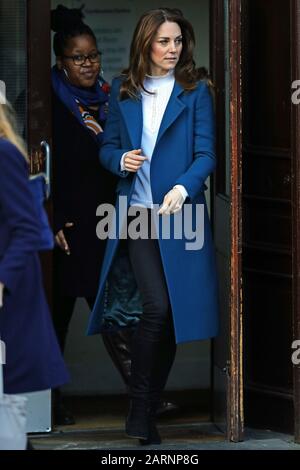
left=63, top=68, right=69, bottom=79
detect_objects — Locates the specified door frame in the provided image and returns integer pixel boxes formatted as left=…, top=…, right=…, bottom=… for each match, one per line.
left=27, top=0, right=52, bottom=150
left=25, top=0, right=246, bottom=439
left=27, top=0, right=53, bottom=307
left=227, top=0, right=244, bottom=442
left=210, top=0, right=244, bottom=442
left=291, top=0, right=300, bottom=444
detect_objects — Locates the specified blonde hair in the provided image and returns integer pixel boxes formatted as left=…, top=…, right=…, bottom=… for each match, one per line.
left=0, top=102, right=28, bottom=160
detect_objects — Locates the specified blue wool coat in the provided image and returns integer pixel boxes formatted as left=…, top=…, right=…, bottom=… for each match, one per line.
left=0, top=139, right=69, bottom=394
left=87, top=78, right=219, bottom=344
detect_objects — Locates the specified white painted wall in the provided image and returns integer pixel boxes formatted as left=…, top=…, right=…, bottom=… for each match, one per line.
left=51, top=0, right=211, bottom=395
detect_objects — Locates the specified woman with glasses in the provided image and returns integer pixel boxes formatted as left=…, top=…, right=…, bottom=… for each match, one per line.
left=88, top=8, right=219, bottom=445
left=51, top=5, right=117, bottom=425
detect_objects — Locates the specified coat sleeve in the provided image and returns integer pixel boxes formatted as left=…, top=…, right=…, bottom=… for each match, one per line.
left=0, top=140, right=42, bottom=293
left=174, top=82, right=216, bottom=200
left=99, top=78, right=131, bottom=178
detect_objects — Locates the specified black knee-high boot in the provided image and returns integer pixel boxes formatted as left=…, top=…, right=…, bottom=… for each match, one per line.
left=140, top=331, right=177, bottom=446
left=125, top=334, right=161, bottom=440
left=101, top=328, right=136, bottom=389
left=102, top=327, right=178, bottom=415
left=151, top=332, right=177, bottom=403
left=126, top=327, right=176, bottom=443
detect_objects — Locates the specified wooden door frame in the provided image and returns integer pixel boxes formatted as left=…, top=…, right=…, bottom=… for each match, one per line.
left=291, top=0, right=300, bottom=444
left=210, top=0, right=243, bottom=441
left=228, top=0, right=244, bottom=442
left=27, top=0, right=52, bottom=150
left=27, top=0, right=53, bottom=307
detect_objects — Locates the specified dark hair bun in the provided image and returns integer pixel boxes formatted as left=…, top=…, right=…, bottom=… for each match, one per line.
left=51, top=4, right=85, bottom=33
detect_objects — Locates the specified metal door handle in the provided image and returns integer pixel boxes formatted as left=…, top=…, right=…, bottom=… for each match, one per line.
left=40, top=140, right=51, bottom=199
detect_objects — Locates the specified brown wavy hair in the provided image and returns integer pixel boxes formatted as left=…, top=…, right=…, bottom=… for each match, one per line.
left=120, top=8, right=209, bottom=100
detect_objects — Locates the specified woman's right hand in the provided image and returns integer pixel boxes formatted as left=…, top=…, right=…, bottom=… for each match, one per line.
left=55, top=222, right=74, bottom=255
left=123, top=149, right=148, bottom=172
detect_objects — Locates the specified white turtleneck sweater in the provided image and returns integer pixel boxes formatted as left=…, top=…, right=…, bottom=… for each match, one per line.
left=121, top=70, right=188, bottom=208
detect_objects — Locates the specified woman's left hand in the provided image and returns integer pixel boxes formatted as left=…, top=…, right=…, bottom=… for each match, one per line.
left=0, top=282, right=4, bottom=308
left=158, top=188, right=184, bottom=215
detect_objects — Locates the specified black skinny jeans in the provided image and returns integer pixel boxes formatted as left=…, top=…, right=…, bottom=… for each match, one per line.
left=127, top=209, right=176, bottom=401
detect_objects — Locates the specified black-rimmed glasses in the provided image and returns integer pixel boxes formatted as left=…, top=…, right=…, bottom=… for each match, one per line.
left=62, top=51, right=101, bottom=66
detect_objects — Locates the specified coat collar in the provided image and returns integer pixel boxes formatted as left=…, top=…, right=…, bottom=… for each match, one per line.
left=118, top=81, right=186, bottom=149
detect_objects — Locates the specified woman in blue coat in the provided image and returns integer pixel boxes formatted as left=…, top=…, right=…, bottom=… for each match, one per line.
left=88, top=8, right=219, bottom=444
left=0, top=103, right=69, bottom=397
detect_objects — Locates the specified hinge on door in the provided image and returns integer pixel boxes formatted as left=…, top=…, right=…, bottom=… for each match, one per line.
left=223, top=360, right=231, bottom=376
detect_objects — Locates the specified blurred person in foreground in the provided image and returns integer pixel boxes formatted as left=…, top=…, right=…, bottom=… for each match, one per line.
left=0, top=100, right=69, bottom=449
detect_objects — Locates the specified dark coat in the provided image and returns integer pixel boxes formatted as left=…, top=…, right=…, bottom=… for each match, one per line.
left=87, top=78, right=219, bottom=344
left=52, top=92, right=117, bottom=298
left=0, top=138, right=69, bottom=393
